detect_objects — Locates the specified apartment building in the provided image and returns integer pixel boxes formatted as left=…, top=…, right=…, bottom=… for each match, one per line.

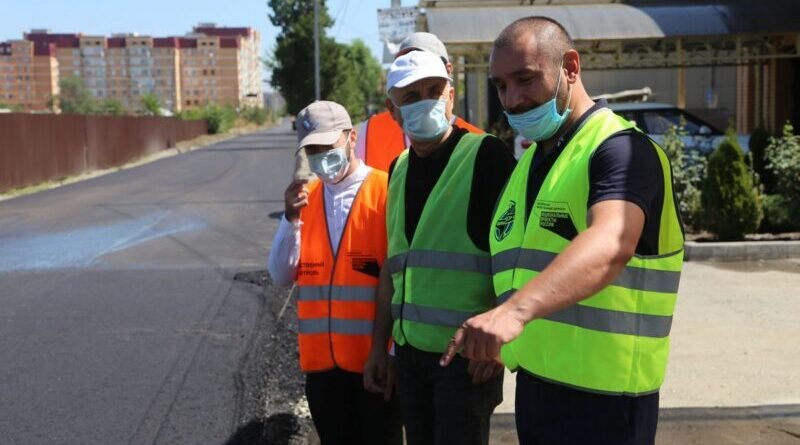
left=182, top=25, right=263, bottom=109
left=2, top=24, right=262, bottom=113
left=0, top=39, right=59, bottom=111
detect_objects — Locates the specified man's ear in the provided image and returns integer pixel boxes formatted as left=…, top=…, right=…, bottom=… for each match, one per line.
left=348, top=128, right=358, bottom=146
left=386, top=97, right=402, bottom=125
left=564, top=49, right=580, bottom=82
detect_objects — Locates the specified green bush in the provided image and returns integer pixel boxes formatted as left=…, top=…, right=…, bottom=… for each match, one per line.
left=760, top=194, right=800, bottom=232
left=177, top=104, right=236, bottom=134
left=765, top=122, right=800, bottom=204
left=240, top=106, right=268, bottom=125
left=701, top=135, right=763, bottom=240
left=661, top=123, right=706, bottom=230
left=140, top=93, right=162, bottom=116
left=749, top=125, right=773, bottom=192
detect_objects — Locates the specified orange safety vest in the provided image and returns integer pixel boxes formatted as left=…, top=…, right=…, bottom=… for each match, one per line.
left=296, top=169, right=388, bottom=373
left=364, top=110, right=485, bottom=172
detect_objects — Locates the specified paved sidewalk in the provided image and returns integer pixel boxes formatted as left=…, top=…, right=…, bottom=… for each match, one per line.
left=489, top=260, right=800, bottom=443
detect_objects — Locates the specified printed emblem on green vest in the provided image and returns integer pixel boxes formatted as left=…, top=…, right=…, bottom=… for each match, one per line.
left=535, top=200, right=578, bottom=240
left=494, top=200, right=516, bottom=241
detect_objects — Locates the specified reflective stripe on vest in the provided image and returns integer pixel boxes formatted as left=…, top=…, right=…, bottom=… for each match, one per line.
left=489, top=108, right=684, bottom=396
left=387, top=251, right=492, bottom=275
left=390, top=302, right=482, bottom=328
left=497, top=289, right=672, bottom=338
left=297, top=285, right=377, bottom=302
left=387, top=133, right=495, bottom=354
left=299, top=318, right=375, bottom=335
left=296, top=169, right=388, bottom=373
left=492, top=248, right=681, bottom=294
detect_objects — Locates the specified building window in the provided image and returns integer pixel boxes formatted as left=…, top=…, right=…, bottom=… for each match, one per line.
left=186, top=100, right=191, bottom=106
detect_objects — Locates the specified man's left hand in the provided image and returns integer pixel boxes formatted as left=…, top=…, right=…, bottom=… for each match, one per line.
left=440, top=304, right=525, bottom=365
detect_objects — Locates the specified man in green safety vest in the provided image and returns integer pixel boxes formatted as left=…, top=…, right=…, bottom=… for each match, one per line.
left=364, top=50, right=516, bottom=445
left=441, top=16, right=685, bottom=445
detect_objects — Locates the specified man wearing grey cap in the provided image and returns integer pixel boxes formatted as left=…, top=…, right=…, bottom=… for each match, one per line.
left=353, top=32, right=484, bottom=173
left=268, top=101, right=402, bottom=445
left=363, top=50, right=516, bottom=445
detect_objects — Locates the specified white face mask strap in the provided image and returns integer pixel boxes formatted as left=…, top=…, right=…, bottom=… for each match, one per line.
left=554, top=56, right=572, bottom=114
left=553, top=57, right=565, bottom=99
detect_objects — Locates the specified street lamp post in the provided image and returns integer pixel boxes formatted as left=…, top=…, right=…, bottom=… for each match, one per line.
left=314, top=0, right=320, bottom=100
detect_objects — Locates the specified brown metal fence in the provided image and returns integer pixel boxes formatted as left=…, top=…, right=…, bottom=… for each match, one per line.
left=0, top=114, right=207, bottom=193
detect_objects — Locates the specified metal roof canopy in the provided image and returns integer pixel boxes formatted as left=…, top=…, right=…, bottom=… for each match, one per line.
left=424, top=2, right=800, bottom=43
left=423, top=2, right=800, bottom=68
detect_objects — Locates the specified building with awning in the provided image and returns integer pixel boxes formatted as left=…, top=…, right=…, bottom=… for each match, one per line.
left=416, top=0, right=800, bottom=134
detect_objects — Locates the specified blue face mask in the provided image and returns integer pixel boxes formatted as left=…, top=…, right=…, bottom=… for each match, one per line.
left=505, top=62, right=572, bottom=142
left=399, top=98, right=450, bottom=142
left=307, top=144, right=350, bottom=184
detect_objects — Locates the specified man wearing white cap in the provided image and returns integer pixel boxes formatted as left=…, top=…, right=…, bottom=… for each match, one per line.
left=353, top=32, right=484, bottom=173
left=268, top=100, right=402, bottom=445
left=363, top=50, right=516, bottom=444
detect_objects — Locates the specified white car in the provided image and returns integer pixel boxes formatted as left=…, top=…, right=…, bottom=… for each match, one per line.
left=607, top=102, right=750, bottom=154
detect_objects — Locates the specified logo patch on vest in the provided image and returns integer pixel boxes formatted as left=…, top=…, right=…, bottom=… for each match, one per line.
left=494, top=200, right=516, bottom=241
left=534, top=201, right=578, bottom=241
left=348, top=251, right=381, bottom=278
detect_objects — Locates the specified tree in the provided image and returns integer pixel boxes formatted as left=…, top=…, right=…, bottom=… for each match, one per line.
left=701, top=134, right=762, bottom=240
left=765, top=122, right=800, bottom=203
left=749, top=125, right=773, bottom=191
left=346, top=39, right=383, bottom=117
left=56, top=76, right=96, bottom=115
left=267, top=0, right=335, bottom=115
left=140, top=93, right=162, bottom=116
left=661, top=123, right=706, bottom=230
left=266, top=1, right=382, bottom=121
left=98, top=98, right=126, bottom=116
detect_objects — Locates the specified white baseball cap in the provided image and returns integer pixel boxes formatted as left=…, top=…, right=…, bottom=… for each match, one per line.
left=386, top=50, right=451, bottom=94
left=398, top=32, right=449, bottom=62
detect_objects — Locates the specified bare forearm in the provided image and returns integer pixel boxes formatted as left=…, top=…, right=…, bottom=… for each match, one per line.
left=372, top=265, right=394, bottom=351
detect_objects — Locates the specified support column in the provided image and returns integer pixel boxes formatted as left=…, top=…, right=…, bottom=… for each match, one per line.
left=451, top=54, right=462, bottom=117
left=475, top=64, right=488, bottom=130
left=676, top=39, right=686, bottom=109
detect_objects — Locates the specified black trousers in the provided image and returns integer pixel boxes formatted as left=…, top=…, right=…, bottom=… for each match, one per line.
left=515, top=371, right=659, bottom=445
left=395, top=344, right=503, bottom=445
left=305, top=369, right=403, bottom=445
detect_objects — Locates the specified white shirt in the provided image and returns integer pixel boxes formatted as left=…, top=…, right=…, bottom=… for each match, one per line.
left=267, top=161, right=372, bottom=287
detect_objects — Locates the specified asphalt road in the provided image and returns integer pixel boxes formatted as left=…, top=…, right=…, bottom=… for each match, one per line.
left=0, top=121, right=300, bottom=445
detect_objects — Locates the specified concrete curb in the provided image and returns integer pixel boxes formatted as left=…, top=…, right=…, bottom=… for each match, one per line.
left=684, top=240, right=800, bottom=262
left=491, top=404, right=800, bottom=431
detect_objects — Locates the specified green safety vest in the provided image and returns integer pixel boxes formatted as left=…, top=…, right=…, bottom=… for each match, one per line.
left=490, top=108, right=684, bottom=396
left=387, top=133, right=496, bottom=353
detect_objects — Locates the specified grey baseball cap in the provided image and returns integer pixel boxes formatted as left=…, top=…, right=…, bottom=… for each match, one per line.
left=398, top=32, right=449, bottom=62
left=296, top=101, right=352, bottom=149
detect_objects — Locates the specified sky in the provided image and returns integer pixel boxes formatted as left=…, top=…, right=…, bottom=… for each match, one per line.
left=0, top=0, right=411, bottom=90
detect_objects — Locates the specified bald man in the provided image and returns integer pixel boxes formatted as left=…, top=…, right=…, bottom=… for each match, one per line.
left=441, top=16, right=685, bottom=445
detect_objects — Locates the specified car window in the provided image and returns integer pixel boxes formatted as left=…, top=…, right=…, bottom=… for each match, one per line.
left=642, top=110, right=684, bottom=134
left=642, top=110, right=716, bottom=135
